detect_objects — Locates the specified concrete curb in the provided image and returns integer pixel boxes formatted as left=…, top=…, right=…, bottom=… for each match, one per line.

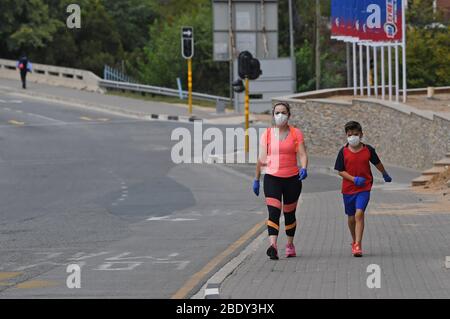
left=191, top=227, right=267, bottom=299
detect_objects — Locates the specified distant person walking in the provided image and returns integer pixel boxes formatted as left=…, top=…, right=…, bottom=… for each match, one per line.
left=17, top=54, right=32, bottom=89
left=253, top=102, right=308, bottom=260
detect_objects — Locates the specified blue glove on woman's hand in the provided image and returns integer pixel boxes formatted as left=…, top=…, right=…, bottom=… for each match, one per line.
left=354, top=176, right=366, bottom=187
left=253, top=180, right=260, bottom=196
left=299, top=168, right=308, bottom=181
left=383, top=172, right=392, bottom=183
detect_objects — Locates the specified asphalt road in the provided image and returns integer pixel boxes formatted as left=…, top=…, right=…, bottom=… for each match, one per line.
left=0, top=91, right=410, bottom=298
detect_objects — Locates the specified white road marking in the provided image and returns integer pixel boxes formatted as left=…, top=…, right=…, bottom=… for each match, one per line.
left=68, top=252, right=111, bottom=261
left=146, top=215, right=198, bottom=221
left=95, top=262, right=142, bottom=271
left=8, top=251, right=189, bottom=273
left=205, top=288, right=219, bottom=295
left=15, top=262, right=68, bottom=271
left=25, top=112, right=66, bottom=123
left=153, top=260, right=190, bottom=270
left=34, top=252, right=64, bottom=261
left=105, top=252, right=157, bottom=261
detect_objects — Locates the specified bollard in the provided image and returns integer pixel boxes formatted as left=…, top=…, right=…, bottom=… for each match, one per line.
left=216, top=100, right=225, bottom=114
left=427, top=87, right=435, bottom=99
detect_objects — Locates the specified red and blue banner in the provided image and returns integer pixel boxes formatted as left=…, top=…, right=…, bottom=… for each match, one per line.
left=331, top=0, right=403, bottom=43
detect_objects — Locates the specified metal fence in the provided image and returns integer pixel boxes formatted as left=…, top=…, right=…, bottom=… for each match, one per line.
left=103, top=65, right=137, bottom=83
left=99, top=79, right=230, bottom=104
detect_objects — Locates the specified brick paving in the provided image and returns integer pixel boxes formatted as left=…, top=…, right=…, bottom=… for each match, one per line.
left=220, top=184, right=450, bottom=298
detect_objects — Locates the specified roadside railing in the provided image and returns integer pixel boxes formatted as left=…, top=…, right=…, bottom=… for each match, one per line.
left=99, top=79, right=230, bottom=104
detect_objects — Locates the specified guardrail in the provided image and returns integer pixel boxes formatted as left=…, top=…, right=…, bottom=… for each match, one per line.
left=99, top=79, right=230, bottom=104
left=0, top=58, right=101, bottom=92
left=0, top=58, right=231, bottom=104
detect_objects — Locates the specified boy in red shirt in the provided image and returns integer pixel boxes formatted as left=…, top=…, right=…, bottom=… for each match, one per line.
left=334, top=121, right=392, bottom=257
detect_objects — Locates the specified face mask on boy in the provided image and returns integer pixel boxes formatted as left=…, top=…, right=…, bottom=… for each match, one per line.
left=347, top=135, right=360, bottom=146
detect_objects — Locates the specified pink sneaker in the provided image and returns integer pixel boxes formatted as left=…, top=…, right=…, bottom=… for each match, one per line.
left=285, top=243, right=296, bottom=257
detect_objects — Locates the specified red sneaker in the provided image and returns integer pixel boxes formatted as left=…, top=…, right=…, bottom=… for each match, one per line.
left=353, top=243, right=363, bottom=257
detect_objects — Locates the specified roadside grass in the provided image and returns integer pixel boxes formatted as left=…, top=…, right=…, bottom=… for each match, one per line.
left=106, top=89, right=233, bottom=110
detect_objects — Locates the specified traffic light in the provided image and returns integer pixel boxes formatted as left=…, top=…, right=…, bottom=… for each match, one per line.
left=182, top=38, right=193, bottom=59
left=232, top=79, right=245, bottom=93
left=238, top=51, right=262, bottom=80
left=181, top=27, right=194, bottom=59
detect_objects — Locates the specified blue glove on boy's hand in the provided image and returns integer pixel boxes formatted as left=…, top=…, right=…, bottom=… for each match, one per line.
left=354, top=176, right=366, bottom=187
left=383, top=172, right=392, bottom=183
left=298, top=168, right=308, bottom=181
left=252, top=180, right=260, bottom=196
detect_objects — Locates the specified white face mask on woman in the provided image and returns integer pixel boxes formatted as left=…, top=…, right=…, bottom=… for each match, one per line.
left=274, top=113, right=288, bottom=126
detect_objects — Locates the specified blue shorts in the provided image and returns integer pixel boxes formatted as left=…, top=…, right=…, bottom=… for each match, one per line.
left=342, top=191, right=371, bottom=216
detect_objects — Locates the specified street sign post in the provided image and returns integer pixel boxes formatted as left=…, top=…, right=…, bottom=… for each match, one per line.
left=182, top=27, right=194, bottom=114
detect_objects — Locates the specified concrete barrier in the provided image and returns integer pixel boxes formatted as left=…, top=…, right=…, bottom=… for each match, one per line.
left=0, top=58, right=102, bottom=92
left=274, top=88, right=450, bottom=171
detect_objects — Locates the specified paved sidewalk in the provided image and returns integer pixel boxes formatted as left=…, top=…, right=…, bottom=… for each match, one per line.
left=0, top=78, right=269, bottom=124
left=206, top=166, right=450, bottom=299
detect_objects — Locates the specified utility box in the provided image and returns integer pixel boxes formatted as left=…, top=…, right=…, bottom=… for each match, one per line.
left=234, top=57, right=295, bottom=113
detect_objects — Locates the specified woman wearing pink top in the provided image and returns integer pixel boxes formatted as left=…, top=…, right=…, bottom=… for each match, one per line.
left=253, top=102, right=308, bottom=260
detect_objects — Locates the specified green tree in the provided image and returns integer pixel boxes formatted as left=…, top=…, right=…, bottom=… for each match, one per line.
left=406, top=26, right=450, bottom=87
left=38, top=0, right=124, bottom=76
left=0, top=0, right=61, bottom=57
left=138, top=3, right=228, bottom=95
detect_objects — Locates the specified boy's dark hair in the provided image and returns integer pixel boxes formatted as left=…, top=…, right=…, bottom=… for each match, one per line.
left=344, top=121, right=362, bottom=133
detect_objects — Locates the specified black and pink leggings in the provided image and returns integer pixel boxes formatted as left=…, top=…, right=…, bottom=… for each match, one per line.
left=264, top=173, right=302, bottom=237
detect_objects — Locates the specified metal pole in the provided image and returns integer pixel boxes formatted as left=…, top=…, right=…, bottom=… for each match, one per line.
left=381, top=46, right=385, bottom=100
left=388, top=45, right=392, bottom=101
left=366, top=45, right=371, bottom=97
left=402, top=0, right=407, bottom=103
left=245, top=77, right=249, bottom=153
left=373, top=46, right=378, bottom=98
left=359, top=44, right=364, bottom=96
left=315, top=0, right=321, bottom=90
left=346, top=42, right=351, bottom=87
left=228, top=0, right=235, bottom=112
left=288, top=0, right=297, bottom=92
left=395, top=44, right=399, bottom=103
left=188, top=58, right=193, bottom=114
left=353, top=42, right=357, bottom=96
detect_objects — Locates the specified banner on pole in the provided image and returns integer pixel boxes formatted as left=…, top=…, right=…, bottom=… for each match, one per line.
left=331, top=0, right=403, bottom=43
